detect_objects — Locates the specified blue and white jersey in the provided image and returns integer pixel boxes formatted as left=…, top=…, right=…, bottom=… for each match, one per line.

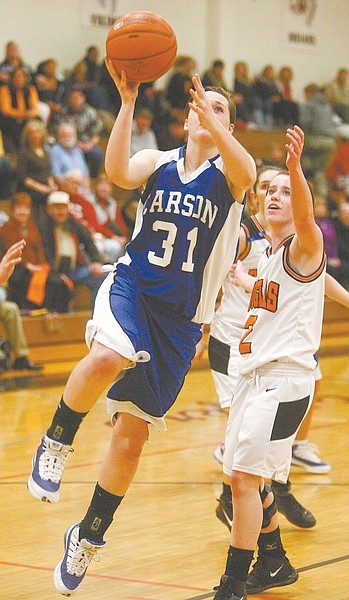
left=117, top=145, right=244, bottom=323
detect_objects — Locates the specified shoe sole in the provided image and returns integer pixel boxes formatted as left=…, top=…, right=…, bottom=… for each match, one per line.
left=246, top=570, right=299, bottom=594
left=291, top=459, right=331, bottom=474
left=27, top=475, right=59, bottom=502
left=54, top=562, right=74, bottom=596
left=53, top=524, right=79, bottom=596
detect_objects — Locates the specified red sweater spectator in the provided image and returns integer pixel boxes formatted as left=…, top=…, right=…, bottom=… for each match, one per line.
left=327, top=138, right=349, bottom=195
left=61, top=170, right=127, bottom=262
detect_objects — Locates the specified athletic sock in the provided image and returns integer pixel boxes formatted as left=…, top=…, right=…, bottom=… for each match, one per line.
left=79, top=483, right=124, bottom=543
left=46, top=397, right=88, bottom=445
left=225, top=545, right=254, bottom=583
left=272, top=479, right=291, bottom=495
left=257, top=527, right=286, bottom=561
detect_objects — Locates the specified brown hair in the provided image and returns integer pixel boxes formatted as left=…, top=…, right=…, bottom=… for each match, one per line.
left=12, top=192, right=32, bottom=209
left=185, top=85, right=236, bottom=124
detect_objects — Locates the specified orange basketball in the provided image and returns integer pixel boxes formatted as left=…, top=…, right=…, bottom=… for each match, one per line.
left=106, top=11, right=177, bottom=83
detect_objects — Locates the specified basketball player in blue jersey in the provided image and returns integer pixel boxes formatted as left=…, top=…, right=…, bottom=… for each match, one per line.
left=28, top=64, right=256, bottom=596
left=213, top=125, right=325, bottom=600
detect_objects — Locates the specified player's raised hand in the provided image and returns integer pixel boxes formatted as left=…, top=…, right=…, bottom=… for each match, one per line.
left=0, top=239, right=26, bottom=285
left=189, top=74, right=217, bottom=130
left=285, top=125, right=304, bottom=169
left=104, top=57, right=139, bottom=101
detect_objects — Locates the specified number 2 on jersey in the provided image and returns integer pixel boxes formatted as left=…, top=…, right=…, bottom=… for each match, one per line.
left=239, top=315, right=258, bottom=354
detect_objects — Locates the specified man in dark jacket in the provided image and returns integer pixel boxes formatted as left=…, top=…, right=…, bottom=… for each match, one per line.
left=39, top=191, right=106, bottom=307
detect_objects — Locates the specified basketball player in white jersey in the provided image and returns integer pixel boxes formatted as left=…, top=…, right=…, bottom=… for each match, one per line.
left=209, top=166, right=317, bottom=532
left=213, top=126, right=325, bottom=600
left=28, top=66, right=256, bottom=596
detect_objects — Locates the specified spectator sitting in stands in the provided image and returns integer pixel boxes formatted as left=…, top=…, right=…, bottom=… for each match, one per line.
left=34, top=58, right=66, bottom=126
left=120, top=187, right=143, bottom=238
left=201, top=59, right=228, bottom=89
left=62, top=169, right=127, bottom=263
left=49, top=122, right=90, bottom=194
left=89, top=172, right=128, bottom=239
left=165, top=55, right=196, bottom=120
left=0, top=41, right=33, bottom=85
left=328, top=68, right=349, bottom=124
left=327, top=131, right=349, bottom=196
left=299, top=83, right=337, bottom=197
left=0, top=66, right=39, bottom=153
left=16, top=118, right=56, bottom=222
left=65, top=46, right=101, bottom=106
left=0, top=155, right=16, bottom=199
left=274, top=66, right=300, bottom=126
left=327, top=178, right=349, bottom=215
left=0, top=239, right=43, bottom=373
left=332, top=201, right=349, bottom=288
left=130, top=108, right=158, bottom=156
left=53, top=85, right=104, bottom=178
left=314, top=196, right=347, bottom=285
left=232, top=61, right=255, bottom=128
left=0, top=192, right=73, bottom=313
left=38, top=191, right=106, bottom=306
left=95, top=60, right=121, bottom=116
left=252, top=64, right=281, bottom=130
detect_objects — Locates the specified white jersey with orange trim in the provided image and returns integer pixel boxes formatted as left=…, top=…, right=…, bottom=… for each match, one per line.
left=239, top=236, right=326, bottom=373
left=210, top=215, right=271, bottom=344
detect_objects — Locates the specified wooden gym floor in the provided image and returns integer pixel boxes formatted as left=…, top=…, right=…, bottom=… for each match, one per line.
left=0, top=349, right=348, bottom=600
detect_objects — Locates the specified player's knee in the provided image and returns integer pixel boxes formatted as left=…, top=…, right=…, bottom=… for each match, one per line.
left=112, top=413, right=149, bottom=456
left=89, top=341, right=129, bottom=378
left=231, top=470, right=259, bottom=498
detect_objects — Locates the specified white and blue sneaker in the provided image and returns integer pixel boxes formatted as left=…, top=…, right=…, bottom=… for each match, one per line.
left=28, top=435, right=73, bottom=503
left=54, top=523, right=106, bottom=596
left=291, top=440, right=331, bottom=474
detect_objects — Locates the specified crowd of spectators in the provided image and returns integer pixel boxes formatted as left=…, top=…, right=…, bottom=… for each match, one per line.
left=0, top=39, right=349, bottom=328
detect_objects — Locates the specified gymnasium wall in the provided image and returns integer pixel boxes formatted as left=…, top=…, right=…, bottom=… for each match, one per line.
left=2, top=0, right=348, bottom=102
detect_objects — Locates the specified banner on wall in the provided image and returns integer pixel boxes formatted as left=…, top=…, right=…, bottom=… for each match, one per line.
left=82, top=0, right=119, bottom=28
left=284, top=0, right=320, bottom=50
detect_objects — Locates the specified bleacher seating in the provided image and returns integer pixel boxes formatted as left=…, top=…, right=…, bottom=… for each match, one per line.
left=0, top=297, right=348, bottom=389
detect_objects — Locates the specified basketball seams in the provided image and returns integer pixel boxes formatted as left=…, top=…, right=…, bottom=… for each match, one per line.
left=108, top=30, right=175, bottom=39
left=106, top=45, right=178, bottom=61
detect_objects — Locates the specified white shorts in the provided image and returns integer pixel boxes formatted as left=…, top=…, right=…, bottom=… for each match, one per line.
left=208, top=335, right=240, bottom=409
left=108, top=400, right=167, bottom=441
left=223, top=362, right=314, bottom=483
left=314, top=360, right=322, bottom=382
left=85, top=272, right=150, bottom=363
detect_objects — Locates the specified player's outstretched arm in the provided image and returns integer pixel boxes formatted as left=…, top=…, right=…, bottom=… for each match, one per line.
left=104, top=60, right=162, bottom=189
left=0, top=239, right=25, bottom=285
left=286, top=126, right=323, bottom=269
left=325, top=272, right=349, bottom=308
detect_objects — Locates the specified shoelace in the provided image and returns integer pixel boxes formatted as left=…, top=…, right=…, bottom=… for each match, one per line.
left=67, top=538, right=101, bottom=577
left=38, top=442, right=72, bottom=482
